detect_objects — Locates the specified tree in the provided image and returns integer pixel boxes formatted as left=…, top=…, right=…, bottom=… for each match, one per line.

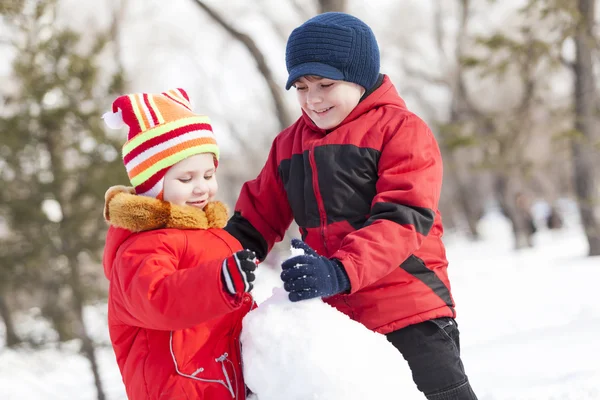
left=190, top=0, right=294, bottom=132
left=436, top=0, right=486, bottom=240
left=572, top=0, right=600, bottom=255
left=508, top=0, right=600, bottom=255
left=452, top=1, right=573, bottom=248
left=0, top=0, right=128, bottom=398
left=0, top=296, right=21, bottom=347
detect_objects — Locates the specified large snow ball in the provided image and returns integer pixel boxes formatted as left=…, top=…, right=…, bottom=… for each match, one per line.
left=240, top=288, right=421, bottom=400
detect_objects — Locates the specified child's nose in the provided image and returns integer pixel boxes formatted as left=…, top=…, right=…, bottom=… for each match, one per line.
left=306, top=91, right=323, bottom=105
left=193, top=181, right=208, bottom=194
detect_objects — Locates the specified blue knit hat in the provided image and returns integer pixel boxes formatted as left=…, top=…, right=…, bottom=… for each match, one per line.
left=285, top=12, right=380, bottom=91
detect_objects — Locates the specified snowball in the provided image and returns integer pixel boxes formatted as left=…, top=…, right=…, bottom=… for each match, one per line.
left=241, top=287, right=421, bottom=400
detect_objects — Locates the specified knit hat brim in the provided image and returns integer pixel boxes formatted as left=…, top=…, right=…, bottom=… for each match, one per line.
left=285, top=62, right=345, bottom=90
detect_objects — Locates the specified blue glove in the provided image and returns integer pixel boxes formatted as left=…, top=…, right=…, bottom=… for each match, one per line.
left=281, top=239, right=351, bottom=302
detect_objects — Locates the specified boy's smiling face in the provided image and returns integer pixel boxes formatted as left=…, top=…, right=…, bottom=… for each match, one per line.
left=163, top=153, right=218, bottom=209
left=294, top=76, right=365, bottom=130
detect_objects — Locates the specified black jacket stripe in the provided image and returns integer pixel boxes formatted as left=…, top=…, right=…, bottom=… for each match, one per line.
left=365, top=202, right=435, bottom=236
left=224, top=212, right=269, bottom=261
left=400, top=255, right=455, bottom=313
left=279, top=154, right=321, bottom=228
left=314, top=145, right=379, bottom=225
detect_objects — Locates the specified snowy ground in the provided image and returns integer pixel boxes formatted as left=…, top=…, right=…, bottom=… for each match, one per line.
left=1, top=209, right=599, bottom=399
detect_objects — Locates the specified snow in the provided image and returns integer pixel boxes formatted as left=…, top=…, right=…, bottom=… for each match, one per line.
left=1, top=209, right=599, bottom=399
left=241, top=287, right=420, bottom=400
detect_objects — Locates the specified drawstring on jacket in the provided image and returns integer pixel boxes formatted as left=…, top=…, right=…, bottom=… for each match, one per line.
left=169, top=331, right=237, bottom=398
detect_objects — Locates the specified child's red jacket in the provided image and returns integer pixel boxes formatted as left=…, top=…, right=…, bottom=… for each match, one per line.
left=103, top=187, right=252, bottom=399
left=227, top=75, right=454, bottom=334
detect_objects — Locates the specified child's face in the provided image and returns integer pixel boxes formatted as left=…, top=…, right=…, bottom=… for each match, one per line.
left=163, top=153, right=218, bottom=209
left=294, top=76, right=365, bottom=130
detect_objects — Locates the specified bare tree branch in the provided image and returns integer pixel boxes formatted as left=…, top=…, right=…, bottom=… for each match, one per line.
left=401, top=86, right=441, bottom=121
left=108, top=0, right=128, bottom=74
left=318, top=0, right=347, bottom=13
left=262, top=15, right=291, bottom=43
left=433, top=1, right=448, bottom=65
left=256, top=0, right=297, bottom=43
left=452, top=0, right=484, bottom=118
left=402, top=61, right=450, bottom=87
left=190, top=0, right=293, bottom=131
left=455, top=0, right=470, bottom=62
left=290, top=0, right=315, bottom=20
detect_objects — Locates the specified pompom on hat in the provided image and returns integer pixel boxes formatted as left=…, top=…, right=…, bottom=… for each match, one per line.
left=103, top=88, right=219, bottom=199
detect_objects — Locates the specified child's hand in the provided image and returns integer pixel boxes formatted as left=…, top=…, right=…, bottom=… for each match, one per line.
left=222, top=250, right=258, bottom=296
left=280, top=239, right=350, bottom=302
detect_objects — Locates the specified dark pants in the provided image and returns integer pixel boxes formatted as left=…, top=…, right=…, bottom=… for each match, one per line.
left=386, top=317, right=478, bottom=400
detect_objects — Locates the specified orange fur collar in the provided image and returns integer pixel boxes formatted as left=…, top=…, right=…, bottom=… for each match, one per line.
left=103, top=185, right=228, bottom=232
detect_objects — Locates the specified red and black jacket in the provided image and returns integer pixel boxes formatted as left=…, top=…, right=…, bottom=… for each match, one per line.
left=226, top=75, right=455, bottom=334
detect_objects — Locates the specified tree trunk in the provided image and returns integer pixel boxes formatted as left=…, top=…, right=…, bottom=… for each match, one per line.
left=67, top=256, right=106, bottom=400
left=0, top=294, right=22, bottom=347
left=79, top=325, right=106, bottom=400
left=318, top=0, right=347, bottom=13
left=494, top=175, right=534, bottom=250
left=41, top=282, right=77, bottom=343
left=455, top=173, right=482, bottom=240
left=446, top=108, right=483, bottom=240
left=443, top=0, right=481, bottom=240
left=573, top=0, right=600, bottom=256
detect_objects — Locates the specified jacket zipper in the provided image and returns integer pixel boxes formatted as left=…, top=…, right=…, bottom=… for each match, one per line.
left=235, top=298, right=254, bottom=400
left=308, top=147, right=329, bottom=255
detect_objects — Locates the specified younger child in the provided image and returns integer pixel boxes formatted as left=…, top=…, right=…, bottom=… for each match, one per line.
left=225, top=12, right=478, bottom=400
left=102, top=88, right=256, bottom=400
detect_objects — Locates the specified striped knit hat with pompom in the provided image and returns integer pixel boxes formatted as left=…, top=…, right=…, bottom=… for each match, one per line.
left=103, top=88, right=218, bottom=199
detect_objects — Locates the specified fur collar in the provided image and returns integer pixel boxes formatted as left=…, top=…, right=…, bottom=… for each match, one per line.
left=103, top=185, right=228, bottom=232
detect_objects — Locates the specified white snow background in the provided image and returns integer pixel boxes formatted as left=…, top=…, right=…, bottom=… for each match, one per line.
left=1, top=206, right=599, bottom=399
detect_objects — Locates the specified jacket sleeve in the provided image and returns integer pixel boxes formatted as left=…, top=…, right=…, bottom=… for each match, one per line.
left=225, top=138, right=294, bottom=261
left=112, top=231, right=239, bottom=331
left=332, top=114, right=442, bottom=293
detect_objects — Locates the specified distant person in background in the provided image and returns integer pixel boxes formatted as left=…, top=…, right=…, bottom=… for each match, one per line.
left=225, top=12, right=478, bottom=400
left=546, top=205, right=564, bottom=230
left=514, top=192, right=536, bottom=248
left=102, top=88, right=256, bottom=400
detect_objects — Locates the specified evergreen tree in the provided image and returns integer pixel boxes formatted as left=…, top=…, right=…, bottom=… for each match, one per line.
left=0, top=0, right=127, bottom=398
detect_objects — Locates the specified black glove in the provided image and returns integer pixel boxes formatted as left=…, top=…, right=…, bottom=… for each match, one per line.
left=222, top=249, right=257, bottom=296
left=280, top=239, right=350, bottom=302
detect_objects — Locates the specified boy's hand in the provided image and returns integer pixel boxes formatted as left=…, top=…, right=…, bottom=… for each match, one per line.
left=281, top=239, right=350, bottom=302
left=222, top=250, right=257, bottom=296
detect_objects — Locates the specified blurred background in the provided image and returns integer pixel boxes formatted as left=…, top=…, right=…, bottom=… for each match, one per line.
left=0, top=0, right=599, bottom=398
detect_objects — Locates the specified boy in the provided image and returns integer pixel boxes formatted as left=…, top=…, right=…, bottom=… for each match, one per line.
left=225, top=12, right=479, bottom=400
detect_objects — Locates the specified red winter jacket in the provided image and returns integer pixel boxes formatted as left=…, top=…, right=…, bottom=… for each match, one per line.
left=103, top=187, right=253, bottom=400
left=226, top=75, right=455, bottom=334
